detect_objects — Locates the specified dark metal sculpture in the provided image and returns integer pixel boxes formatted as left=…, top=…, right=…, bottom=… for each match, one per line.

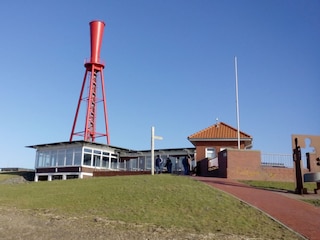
left=293, top=138, right=304, bottom=194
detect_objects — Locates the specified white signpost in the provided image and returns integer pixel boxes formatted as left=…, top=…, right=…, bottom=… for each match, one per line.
left=151, top=126, right=163, bottom=175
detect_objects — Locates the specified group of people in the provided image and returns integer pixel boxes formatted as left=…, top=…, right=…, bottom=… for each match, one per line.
left=155, top=155, right=172, bottom=174
left=155, top=155, right=191, bottom=175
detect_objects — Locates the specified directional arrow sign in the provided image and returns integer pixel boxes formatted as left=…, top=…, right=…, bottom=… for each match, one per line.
left=154, top=135, right=163, bottom=140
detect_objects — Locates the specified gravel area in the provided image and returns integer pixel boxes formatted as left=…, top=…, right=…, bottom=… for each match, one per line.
left=0, top=207, right=259, bottom=240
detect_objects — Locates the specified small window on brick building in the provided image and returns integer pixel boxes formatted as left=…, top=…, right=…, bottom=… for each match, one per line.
left=206, top=148, right=216, bottom=159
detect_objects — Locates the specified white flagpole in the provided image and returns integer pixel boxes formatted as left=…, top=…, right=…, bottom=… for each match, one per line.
left=235, top=56, right=240, bottom=149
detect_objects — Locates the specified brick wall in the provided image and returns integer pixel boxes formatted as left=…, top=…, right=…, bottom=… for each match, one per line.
left=222, top=149, right=262, bottom=180
left=217, top=149, right=298, bottom=182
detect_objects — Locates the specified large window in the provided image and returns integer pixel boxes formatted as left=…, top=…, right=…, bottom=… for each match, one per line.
left=57, top=150, right=65, bottom=166
left=35, top=146, right=115, bottom=169
left=110, top=154, right=118, bottom=169
left=93, top=150, right=101, bottom=167
left=66, top=149, right=73, bottom=166
left=83, top=153, right=92, bottom=166
left=93, top=155, right=101, bottom=167
left=74, top=150, right=82, bottom=165
left=35, top=147, right=82, bottom=168
left=50, top=151, right=57, bottom=166
left=37, top=152, right=43, bottom=167
left=102, top=152, right=110, bottom=167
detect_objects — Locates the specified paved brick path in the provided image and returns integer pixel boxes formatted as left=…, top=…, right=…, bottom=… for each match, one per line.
left=193, top=176, right=320, bottom=240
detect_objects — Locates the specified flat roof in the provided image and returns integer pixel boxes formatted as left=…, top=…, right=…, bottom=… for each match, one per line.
left=26, top=140, right=195, bottom=155
left=26, top=140, right=136, bottom=151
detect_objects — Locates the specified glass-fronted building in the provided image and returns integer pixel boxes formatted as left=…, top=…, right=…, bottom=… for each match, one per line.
left=27, top=140, right=195, bottom=181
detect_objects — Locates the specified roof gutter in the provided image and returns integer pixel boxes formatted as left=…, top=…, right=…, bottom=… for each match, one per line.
left=188, top=138, right=252, bottom=142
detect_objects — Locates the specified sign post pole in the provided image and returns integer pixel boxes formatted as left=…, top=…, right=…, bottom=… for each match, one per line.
left=151, top=126, right=163, bottom=175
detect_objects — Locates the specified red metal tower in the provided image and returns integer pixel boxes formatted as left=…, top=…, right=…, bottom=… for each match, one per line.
left=70, top=20, right=110, bottom=144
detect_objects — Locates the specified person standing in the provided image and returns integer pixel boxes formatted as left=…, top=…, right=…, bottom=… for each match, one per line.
left=165, top=157, right=173, bottom=173
left=182, top=156, right=190, bottom=175
left=155, top=155, right=163, bottom=174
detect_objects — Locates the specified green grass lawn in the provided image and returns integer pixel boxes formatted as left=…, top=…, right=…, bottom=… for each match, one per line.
left=0, top=173, right=304, bottom=239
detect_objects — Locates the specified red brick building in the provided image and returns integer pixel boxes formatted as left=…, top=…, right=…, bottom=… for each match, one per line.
left=188, top=121, right=252, bottom=160
left=187, top=121, right=253, bottom=177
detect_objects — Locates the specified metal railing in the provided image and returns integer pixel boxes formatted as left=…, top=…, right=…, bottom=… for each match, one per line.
left=115, top=157, right=185, bottom=173
left=112, top=153, right=297, bottom=170
left=261, top=153, right=293, bottom=168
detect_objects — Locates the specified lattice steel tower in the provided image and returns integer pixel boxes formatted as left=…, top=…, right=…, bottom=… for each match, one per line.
left=70, top=20, right=110, bottom=144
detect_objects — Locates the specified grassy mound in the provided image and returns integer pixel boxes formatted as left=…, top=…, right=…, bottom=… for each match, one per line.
left=0, top=174, right=303, bottom=239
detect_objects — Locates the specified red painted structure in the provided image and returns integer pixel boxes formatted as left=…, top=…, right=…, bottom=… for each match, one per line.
left=70, top=21, right=110, bottom=144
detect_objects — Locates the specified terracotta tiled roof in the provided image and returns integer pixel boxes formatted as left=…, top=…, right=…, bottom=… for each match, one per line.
left=188, top=122, right=252, bottom=141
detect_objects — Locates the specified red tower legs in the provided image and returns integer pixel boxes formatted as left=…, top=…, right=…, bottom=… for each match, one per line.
left=70, top=21, right=110, bottom=144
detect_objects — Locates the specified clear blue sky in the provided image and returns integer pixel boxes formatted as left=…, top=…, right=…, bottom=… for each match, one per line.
left=1, top=0, right=319, bottom=169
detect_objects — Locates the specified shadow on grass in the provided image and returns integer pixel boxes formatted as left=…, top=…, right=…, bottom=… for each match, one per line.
left=0, top=171, right=35, bottom=181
